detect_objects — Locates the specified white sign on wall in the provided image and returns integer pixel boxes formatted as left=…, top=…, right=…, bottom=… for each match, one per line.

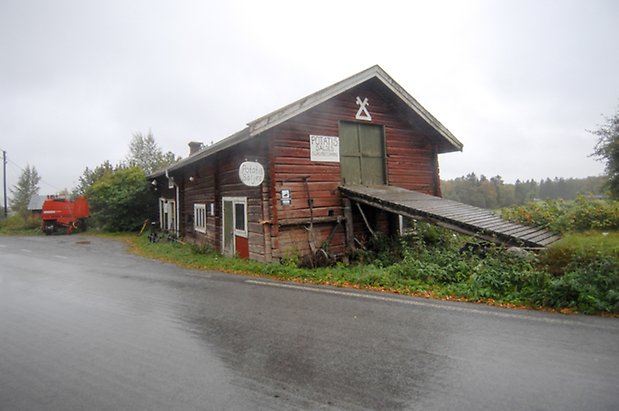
left=281, top=188, right=291, bottom=206
left=239, top=161, right=265, bottom=186
left=310, top=135, right=339, bottom=162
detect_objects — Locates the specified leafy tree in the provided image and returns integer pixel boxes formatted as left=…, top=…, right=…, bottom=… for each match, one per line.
left=71, top=131, right=177, bottom=231
left=9, top=165, right=41, bottom=217
left=126, top=131, right=179, bottom=175
left=590, top=107, right=619, bottom=198
left=73, top=160, right=114, bottom=196
left=87, top=166, right=156, bottom=231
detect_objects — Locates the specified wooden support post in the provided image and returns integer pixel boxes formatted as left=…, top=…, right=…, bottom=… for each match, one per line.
left=356, top=201, right=376, bottom=238
left=261, top=181, right=272, bottom=262
left=343, top=198, right=355, bottom=251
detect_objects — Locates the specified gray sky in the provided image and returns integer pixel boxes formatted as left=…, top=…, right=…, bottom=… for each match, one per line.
left=1, top=0, right=618, bottom=198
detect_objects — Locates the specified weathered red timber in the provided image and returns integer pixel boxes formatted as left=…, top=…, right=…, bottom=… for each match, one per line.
left=149, top=65, right=505, bottom=262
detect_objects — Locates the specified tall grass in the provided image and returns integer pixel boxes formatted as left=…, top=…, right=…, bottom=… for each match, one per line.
left=0, top=214, right=41, bottom=235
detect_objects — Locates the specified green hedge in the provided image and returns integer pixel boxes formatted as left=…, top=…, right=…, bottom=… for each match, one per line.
left=501, top=196, right=619, bottom=233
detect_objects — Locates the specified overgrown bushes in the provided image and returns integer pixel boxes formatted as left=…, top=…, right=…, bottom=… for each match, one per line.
left=372, top=225, right=618, bottom=314
left=0, top=214, right=41, bottom=234
left=501, top=196, right=619, bottom=233
left=133, top=219, right=619, bottom=314
left=87, top=167, right=156, bottom=231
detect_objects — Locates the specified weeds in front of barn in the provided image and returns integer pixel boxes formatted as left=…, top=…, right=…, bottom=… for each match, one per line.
left=0, top=214, right=41, bottom=235
left=125, top=222, right=618, bottom=315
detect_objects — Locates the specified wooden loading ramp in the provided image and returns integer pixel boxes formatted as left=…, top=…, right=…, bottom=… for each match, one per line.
left=340, top=185, right=561, bottom=248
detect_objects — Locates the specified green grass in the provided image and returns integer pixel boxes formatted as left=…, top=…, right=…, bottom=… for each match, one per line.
left=125, top=234, right=446, bottom=296
left=0, top=215, right=42, bottom=235
left=121, top=230, right=618, bottom=315
left=554, top=230, right=619, bottom=252
left=539, top=231, right=619, bottom=275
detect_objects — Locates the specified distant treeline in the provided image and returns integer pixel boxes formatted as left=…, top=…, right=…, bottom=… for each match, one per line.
left=441, top=173, right=607, bottom=209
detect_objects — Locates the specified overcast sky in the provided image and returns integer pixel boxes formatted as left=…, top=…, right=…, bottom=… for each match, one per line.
left=1, top=0, right=618, bottom=198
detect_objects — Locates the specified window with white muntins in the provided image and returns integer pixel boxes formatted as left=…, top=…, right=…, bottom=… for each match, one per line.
left=194, top=203, right=206, bottom=233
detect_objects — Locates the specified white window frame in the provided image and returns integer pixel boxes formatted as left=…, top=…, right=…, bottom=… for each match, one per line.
left=159, top=198, right=176, bottom=231
left=194, top=203, right=207, bottom=233
left=222, top=197, right=248, bottom=240
left=159, top=198, right=166, bottom=230
left=233, top=199, right=247, bottom=237
left=399, top=215, right=415, bottom=236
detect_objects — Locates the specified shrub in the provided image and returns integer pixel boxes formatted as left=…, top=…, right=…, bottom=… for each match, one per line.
left=535, top=232, right=619, bottom=313
left=501, top=196, right=619, bottom=233
left=539, top=263, right=619, bottom=314
left=0, top=214, right=41, bottom=234
left=87, top=167, right=156, bottom=231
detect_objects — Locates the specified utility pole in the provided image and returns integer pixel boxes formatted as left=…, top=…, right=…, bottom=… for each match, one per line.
left=3, top=150, right=7, bottom=218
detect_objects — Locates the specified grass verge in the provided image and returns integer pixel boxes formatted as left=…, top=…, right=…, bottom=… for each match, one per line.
left=0, top=215, right=42, bottom=235
left=115, top=232, right=618, bottom=316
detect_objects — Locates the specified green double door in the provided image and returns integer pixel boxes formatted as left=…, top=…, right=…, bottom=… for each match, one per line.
left=339, top=122, right=386, bottom=186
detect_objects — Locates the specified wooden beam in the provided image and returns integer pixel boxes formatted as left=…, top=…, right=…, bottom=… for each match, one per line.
left=261, top=178, right=272, bottom=262
left=355, top=202, right=377, bottom=238
left=343, top=198, right=355, bottom=251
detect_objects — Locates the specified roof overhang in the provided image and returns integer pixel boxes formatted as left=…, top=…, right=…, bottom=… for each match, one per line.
left=149, top=127, right=250, bottom=178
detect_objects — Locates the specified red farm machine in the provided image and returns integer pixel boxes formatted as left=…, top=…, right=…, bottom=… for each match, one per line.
left=41, top=196, right=90, bottom=235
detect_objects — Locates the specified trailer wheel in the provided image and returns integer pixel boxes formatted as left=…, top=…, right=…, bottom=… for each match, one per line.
left=75, top=219, right=87, bottom=232
left=43, top=222, right=56, bottom=235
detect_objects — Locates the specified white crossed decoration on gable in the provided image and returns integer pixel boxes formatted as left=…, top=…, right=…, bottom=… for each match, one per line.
left=355, top=96, right=372, bottom=121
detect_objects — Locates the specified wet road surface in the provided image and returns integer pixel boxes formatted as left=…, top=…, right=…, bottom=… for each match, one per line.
left=1, top=235, right=618, bottom=410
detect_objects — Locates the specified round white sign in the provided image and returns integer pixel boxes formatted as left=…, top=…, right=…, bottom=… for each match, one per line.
left=239, top=161, right=265, bottom=187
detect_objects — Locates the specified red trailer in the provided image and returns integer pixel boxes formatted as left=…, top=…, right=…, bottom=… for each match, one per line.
left=41, top=196, right=90, bottom=234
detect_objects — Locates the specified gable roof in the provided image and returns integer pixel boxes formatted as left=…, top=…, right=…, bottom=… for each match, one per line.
left=248, top=65, right=462, bottom=149
left=151, top=65, right=462, bottom=178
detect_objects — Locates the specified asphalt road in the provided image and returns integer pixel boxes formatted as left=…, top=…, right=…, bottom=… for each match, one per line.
left=1, top=235, right=618, bottom=410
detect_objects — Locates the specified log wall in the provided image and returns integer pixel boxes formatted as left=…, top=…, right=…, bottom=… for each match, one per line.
left=179, top=139, right=268, bottom=261
left=170, top=79, right=444, bottom=262
left=269, top=80, right=441, bottom=258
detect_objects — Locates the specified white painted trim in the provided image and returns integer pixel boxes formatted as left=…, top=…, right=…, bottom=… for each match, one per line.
left=221, top=196, right=248, bottom=254
left=194, top=203, right=207, bottom=233
left=158, top=197, right=176, bottom=232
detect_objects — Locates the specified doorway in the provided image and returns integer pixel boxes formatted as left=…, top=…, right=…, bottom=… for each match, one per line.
left=222, top=197, right=249, bottom=258
left=159, top=198, right=176, bottom=232
left=339, top=122, right=386, bottom=186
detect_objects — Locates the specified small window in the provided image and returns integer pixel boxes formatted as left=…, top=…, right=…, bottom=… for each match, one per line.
left=194, top=203, right=206, bottom=233
left=234, top=202, right=246, bottom=235
left=399, top=215, right=415, bottom=236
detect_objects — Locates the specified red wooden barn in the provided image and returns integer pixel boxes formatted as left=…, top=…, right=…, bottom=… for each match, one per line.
left=149, top=65, right=558, bottom=262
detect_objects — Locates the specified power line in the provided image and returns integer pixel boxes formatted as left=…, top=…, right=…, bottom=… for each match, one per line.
left=5, top=157, right=63, bottom=193
left=2, top=150, right=6, bottom=217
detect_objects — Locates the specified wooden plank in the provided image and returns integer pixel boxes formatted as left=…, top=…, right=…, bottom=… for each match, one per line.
left=494, top=225, right=540, bottom=237
left=477, top=220, right=526, bottom=231
left=522, top=230, right=561, bottom=244
left=538, top=235, right=562, bottom=246
left=339, top=185, right=559, bottom=247
left=516, top=228, right=553, bottom=241
left=343, top=198, right=355, bottom=251
left=452, top=214, right=501, bottom=226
